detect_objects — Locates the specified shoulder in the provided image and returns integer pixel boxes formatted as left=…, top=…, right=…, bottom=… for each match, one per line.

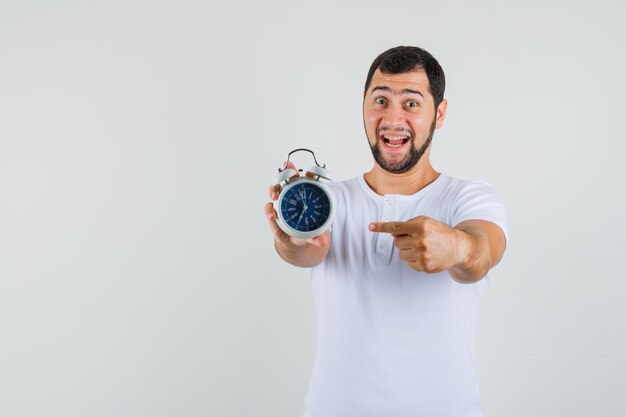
left=437, top=174, right=503, bottom=203
left=326, top=175, right=361, bottom=189
left=440, top=174, right=509, bottom=240
left=325, top=175, right=364, bottom=200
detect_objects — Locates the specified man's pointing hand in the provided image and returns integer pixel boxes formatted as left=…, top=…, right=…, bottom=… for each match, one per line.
left=368, top=216, right=468, bottom=274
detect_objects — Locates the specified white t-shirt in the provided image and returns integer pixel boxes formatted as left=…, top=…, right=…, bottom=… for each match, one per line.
left=304, top=173, right=508, bottom=417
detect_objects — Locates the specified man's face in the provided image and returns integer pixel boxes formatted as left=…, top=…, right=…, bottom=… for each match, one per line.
left=363, top=68, right=446, bottom=173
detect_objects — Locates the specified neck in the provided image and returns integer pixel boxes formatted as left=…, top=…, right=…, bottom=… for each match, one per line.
left=363, top=156, right=439, bottom=195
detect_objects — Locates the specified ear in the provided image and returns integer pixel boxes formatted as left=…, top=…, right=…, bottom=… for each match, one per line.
left=435, top=99, right=448, bottom=129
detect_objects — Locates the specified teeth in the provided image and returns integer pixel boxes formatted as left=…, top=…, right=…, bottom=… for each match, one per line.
left=383, top=135, right=409, bottom=141
left=382, top=135, right=410, bottom=148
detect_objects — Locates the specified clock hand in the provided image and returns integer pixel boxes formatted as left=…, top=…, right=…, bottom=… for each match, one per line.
left=297, top=203, right=305, bottom=224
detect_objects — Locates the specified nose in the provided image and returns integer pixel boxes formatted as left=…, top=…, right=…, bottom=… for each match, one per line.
left=382, top=104, right=406, bottom=129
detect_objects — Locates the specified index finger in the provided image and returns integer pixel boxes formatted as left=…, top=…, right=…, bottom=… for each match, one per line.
left=368, top=221, right=416, bottom=235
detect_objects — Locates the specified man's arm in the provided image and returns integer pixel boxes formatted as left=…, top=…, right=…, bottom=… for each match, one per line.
left=369, top=216, right=506, bottom=283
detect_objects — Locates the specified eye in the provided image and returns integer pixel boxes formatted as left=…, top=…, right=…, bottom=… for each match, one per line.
left=405, top=100, right=419, bottom=108
left=375, top=97, right=387, bottom=105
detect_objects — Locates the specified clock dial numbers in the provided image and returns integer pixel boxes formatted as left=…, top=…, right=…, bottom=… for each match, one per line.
left=280, top=182, right=331, bottom=233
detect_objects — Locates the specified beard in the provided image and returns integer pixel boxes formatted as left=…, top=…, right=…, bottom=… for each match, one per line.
left=368, top=117, right=437, bottom=174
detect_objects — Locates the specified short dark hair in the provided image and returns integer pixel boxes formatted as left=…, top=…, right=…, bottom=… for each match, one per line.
left=364, top=46, right=446, bottom=109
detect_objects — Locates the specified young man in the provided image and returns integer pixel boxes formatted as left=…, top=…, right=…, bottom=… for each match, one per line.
left=265, top=46, right=508, bottom=417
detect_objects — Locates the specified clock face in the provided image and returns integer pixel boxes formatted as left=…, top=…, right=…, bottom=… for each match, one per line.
left=279, top=180, right=332, bottom=233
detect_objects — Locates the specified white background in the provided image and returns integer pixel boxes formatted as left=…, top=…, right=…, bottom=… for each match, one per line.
left=1, top=0, right=625, bottom=416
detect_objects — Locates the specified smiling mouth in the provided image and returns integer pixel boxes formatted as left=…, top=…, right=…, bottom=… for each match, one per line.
left=381, top=134, right=410, bottom=148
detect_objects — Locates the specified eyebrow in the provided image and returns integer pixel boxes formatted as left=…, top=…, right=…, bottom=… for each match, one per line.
left=371, top=85, right=424, bottom=99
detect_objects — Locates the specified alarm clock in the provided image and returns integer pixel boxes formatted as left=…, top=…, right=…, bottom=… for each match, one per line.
left=273, top=148, right=335, bottom=240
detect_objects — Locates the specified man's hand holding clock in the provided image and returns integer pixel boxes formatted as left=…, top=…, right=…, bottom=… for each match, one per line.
left=265, top=159, right=332, bottom=268
left=265, top=161, right=330, bottom=249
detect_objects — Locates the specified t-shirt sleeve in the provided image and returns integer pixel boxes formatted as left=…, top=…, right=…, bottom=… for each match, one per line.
left=451, top=180, right=509, bottom=244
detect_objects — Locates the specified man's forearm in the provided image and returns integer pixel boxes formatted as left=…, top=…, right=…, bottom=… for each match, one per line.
left=449, top=226, right=492, bottom=284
